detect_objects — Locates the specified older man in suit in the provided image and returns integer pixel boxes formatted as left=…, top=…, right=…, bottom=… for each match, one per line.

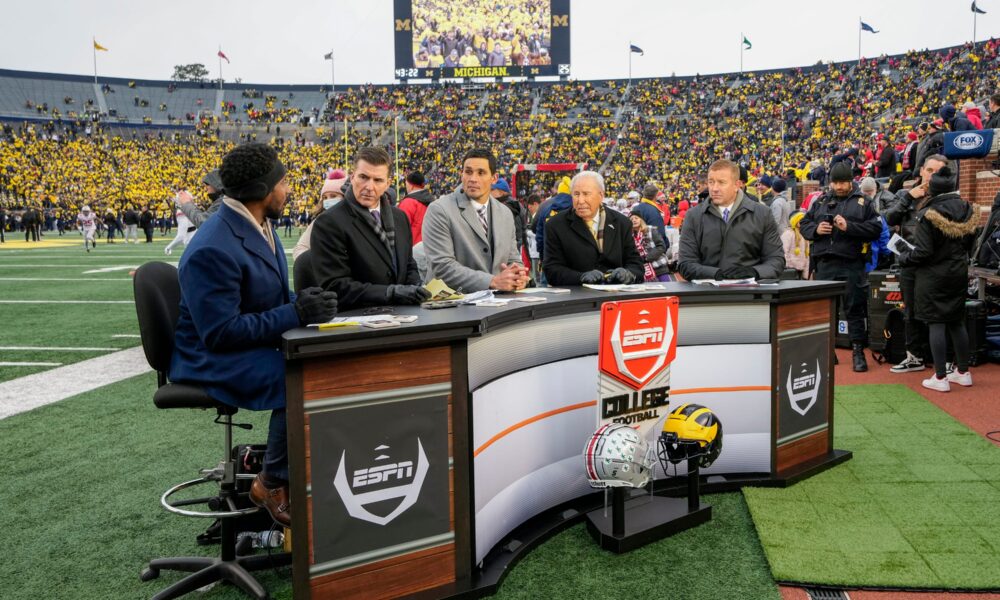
left=543, top=171, right=644, bottom=286
left=312, top=146, right=431, bottom=310
left=170, top=143, right=338, bottom=527
left=422, top=148, right=529, bottom=292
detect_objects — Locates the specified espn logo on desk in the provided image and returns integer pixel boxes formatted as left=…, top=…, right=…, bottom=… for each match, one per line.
left=598, top=297, right=679, bottom=438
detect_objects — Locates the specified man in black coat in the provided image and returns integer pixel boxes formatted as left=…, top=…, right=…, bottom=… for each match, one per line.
left=985, top=94, right=1000, bottom=130
left=678, top=160, right=785, bottom=282
left=543, top=171, right=644, bottom=286
left=140, top=205, right=155, bottom=243
left=311, top=146, right=430, bottom=310
left=800, top=161, right=883, bottom=372
left=22, top=205, right=39, bottom=242
left=875, top=135, right=897, bottom=179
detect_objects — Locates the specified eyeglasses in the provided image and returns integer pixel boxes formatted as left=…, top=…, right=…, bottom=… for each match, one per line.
left=362, top=306, right=395, bottom=315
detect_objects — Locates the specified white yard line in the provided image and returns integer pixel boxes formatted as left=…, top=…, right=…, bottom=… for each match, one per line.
left=0, top=300, right=134, bottom=304
left=0, top=346, right=151, bottom=420
left=0, top=362, right=62, bottom=367
left=111, top=334, right=141, bottom=338
left=0, top=346, right=118, bottom=351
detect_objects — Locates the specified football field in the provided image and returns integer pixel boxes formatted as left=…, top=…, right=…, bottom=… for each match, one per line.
left=0, top=232, right=302, bottom=385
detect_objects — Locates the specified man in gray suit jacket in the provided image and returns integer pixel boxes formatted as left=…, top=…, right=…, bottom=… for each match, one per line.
left=422, top=149, right=529, bottom=292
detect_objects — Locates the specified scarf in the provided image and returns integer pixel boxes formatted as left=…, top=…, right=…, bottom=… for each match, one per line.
left=344, top=185, right=397, bottom=272
left=633, top=230, right=657, bottom=282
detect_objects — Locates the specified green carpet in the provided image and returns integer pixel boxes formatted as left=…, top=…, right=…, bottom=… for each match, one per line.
left=744, top=384, right=1000, bottom=589
left=2, top=372, right=780, bottom=600
left=494, top=493, right=780, bottom=600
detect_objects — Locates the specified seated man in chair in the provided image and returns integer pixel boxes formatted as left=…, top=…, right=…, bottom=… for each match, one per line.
left=169, top=143, right=338, bottom=527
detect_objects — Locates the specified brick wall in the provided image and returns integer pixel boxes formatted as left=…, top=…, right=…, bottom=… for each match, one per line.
left=958, top=156, right=1000, bottom=225
left=798, top=181, right=819, bottom=209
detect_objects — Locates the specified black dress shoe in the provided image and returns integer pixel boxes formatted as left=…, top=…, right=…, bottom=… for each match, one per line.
left=249, top=474, right=291, bottom=528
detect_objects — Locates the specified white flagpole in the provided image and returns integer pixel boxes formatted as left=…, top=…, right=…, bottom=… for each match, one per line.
left=740, top=32, right=744, bottom=75
left=628, top=40, right=632, bottom=88
left=93, top=38, right=98, bottom=85
left=974, top=7, right=978, bottom=47
left=218, top=45, right=223, bottom=90
left=858, top=18, right=862, bottom=65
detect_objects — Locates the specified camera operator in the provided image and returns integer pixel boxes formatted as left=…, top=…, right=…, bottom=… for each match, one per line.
left=882, top=154, right=947, bottom=373
left=800, top=161, right=883, bottom=372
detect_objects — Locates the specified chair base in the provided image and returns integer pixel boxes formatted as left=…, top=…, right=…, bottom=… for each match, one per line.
left=141, top=551, right=292, bottom=600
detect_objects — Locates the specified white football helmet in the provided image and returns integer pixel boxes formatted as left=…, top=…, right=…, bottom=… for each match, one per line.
left=583, top=423, right=654, bottom=489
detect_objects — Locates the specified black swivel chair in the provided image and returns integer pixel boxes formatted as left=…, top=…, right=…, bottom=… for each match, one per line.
left=292, top=249, right=318, bottom=295
left=133, top=261, right=291, bottom=600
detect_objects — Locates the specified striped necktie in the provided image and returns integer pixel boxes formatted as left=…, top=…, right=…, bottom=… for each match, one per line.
left=722, top=207, right=730, bottom=223
left=477, top=204, right=489, bottom=238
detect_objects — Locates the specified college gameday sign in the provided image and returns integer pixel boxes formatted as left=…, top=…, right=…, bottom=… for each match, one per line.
left=597, top=297, right=679, bottom=439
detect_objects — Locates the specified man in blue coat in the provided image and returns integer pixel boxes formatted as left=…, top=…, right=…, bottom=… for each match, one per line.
left=170, top=143, right=337, bottom=527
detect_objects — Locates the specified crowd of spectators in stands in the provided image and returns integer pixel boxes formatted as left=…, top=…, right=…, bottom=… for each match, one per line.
left=1, top=38, right=998, bottom=240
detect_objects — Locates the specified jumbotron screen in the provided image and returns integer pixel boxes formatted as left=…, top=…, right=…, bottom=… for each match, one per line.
left=393, top=0, right=571, bottom=80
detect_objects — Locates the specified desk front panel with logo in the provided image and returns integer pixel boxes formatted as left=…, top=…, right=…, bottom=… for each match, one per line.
left=283, top=281, right=848, bottom=599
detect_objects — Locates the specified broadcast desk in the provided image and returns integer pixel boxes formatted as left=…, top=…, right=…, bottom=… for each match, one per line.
left=282, top=281, right=849, bottom=600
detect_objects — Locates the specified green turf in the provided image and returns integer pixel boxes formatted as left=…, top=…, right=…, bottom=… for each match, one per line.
left=494, top=493, right=781, bottom=600
left=743, top=383, right=1000, bottom=589
left=0, top=371, right=782, bottom=600
left=0, top=236, right=302, bottom=382
left=0, top=373, right=293, bottom=600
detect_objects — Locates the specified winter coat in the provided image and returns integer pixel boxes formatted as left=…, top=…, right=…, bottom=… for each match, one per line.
left=964, top=107, right=983, bottom=130
left=898, top=192, right=978, bottom=323
left=985, top=110, right=1000, bottom=131
left=534, top=192, right=572, bottom=261
left=799, top=184, right=882, bottom=261
left=876, top=145, right=897, bottom=178
left=677, top=190, right=785, bottom=280
left=398, top=187, right=435, bottom=245
left=913, top=131, right=944, bottom=174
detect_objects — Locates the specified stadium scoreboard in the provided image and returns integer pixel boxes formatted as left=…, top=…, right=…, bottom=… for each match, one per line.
left=393, top=0, right=571, bottom=80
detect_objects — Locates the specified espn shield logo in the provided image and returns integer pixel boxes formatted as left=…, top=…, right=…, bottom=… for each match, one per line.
left=332, top=439, right=429, bottom=526
left=787, top=360, right=822, bottom=416
left=599, top=297, right=679, bottom=390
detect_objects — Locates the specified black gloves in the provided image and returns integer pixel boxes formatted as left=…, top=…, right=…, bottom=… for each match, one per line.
left=580, top=270, right=605, bottom=284
left=387, top=284, right=432, bottom=305
left=608, top=268, right=636, bottom=284
left=719, top=265, right=758, bottom=279
left=294, top=287, right=338, bottom=324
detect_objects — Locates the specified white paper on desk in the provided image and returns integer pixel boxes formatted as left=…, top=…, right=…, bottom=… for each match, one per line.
left=311, top=315, right=402, bottom=326
left=583, top=283, right=662, bottom=292
left=691, top=278, right=757, bottom=287
left=473, top=299, right=511, bottom=307
left=887, top=233, right=916, bottom=256
left=460, top=290, right=495, bottom=303
left=515, top=287, right=571, bottom=294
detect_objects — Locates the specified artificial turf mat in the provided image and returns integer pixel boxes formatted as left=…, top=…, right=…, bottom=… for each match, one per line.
left=743, top=383, right=1000, bottom=589
left=2, top=372, right=781, bottom=599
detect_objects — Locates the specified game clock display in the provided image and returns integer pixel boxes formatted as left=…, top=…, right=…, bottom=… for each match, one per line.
left=393, top=0, right=571, bottom=79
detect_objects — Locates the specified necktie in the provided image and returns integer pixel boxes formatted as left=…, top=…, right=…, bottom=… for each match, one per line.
left=585, top=219, right=597, bottom=240
left=371, top=209, right=381, bottom=227
left=477, top=205, right=489, bottom=238
left=722, top=208, right=730, bottom=223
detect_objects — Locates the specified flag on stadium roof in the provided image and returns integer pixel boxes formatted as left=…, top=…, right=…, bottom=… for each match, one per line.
left=93, top=40, right=108, bottom=52
left=629, top=44, right=644, bottom=55
left=324, top=51, right=333, bottom=60
left=217, top=50, right=230, bottom=63
left=742, top=36, right=752, bottom=50
left=972, top=1, right=987, bottom=14
left=860, top=21, right=879, bottom=34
